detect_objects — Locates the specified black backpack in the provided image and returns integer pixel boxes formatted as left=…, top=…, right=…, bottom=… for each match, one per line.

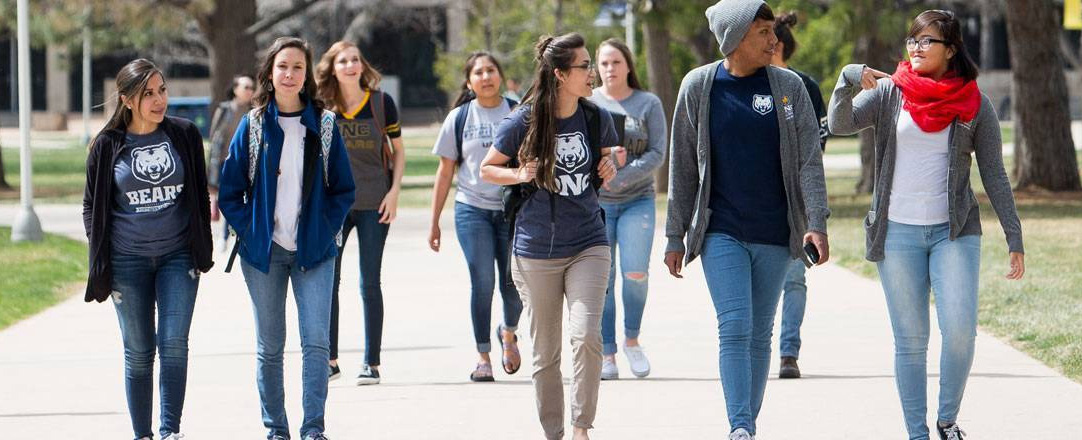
left=453, top=96, right=519, bottom=166
left=501, top=98, right=605, bottom=267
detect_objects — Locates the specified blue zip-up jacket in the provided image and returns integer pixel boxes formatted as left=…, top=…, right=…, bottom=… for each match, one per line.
left=218, top=97, right=356, bottom=273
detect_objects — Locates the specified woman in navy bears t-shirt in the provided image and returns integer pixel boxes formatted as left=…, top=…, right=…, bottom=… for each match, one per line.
left=481, top=33, right=623, bottom=440
left=315, top=40, right=405, bottom=385
left=82, top=58, right=214, bottom=440
left=428, top=52, right=524, bottom=383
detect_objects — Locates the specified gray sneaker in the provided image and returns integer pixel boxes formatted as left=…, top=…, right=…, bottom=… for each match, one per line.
left=601, top=356, right=619, bottom=380
left=624, top=344, right=651, bottom=378
left=729, top=428, right=753, bottom=440
left=162, top=434, right=185, bottom=440
left=303, top=433, right=329, bottom=440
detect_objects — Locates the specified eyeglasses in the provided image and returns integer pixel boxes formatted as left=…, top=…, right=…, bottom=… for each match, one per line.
left=567, top=61, right=595, bottom=71
left=905, top=37, right=948, bottom=51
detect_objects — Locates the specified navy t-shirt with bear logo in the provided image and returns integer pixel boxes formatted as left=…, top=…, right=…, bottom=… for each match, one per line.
left=111, top=128, right=189, bottom=256
left=494, top=104, right=619, bottom=259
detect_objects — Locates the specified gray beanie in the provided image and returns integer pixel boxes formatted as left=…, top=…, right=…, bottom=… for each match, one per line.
left=706, top=0, right=767, bottom=57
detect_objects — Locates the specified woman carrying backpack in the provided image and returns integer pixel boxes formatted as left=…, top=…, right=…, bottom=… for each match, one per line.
left=83, top=58, right=214, bottom=440
left=428, top=52, right=523, bottom=382
left=218, top=37, right=355, bottom=440
left=316, top=40, right=406, bottom=385
left=207, top=74, right=255, bottom=250
left=587, top=38, right=667, bottom=380
left=481, top=33, right=622, bottom=440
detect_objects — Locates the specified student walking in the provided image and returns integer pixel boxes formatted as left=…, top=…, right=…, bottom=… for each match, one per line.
left=218, top=37, right=355, bottom=440
left=827, top=10, right=1025, bottom=440
left=769, top=11, right=830, bottom=380
left=315, top=41, right=406, bottom=385
left=82, top=58, right=214, bottom=440
left=664, top=1, right=830, bottom=439
left=207, top=74, right=255, bottom=251
left=428, top=52, right=523, bottom=382
left=481, top=33, right=621, bottom=440
left=587, top=38, right=667, bottom=380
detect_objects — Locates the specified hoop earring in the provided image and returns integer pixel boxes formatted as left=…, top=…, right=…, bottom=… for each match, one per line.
left=267, top=83, right=274, bottom=92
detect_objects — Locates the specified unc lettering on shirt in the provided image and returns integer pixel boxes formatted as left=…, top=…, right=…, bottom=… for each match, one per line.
left=340, top=120, right=377, bottom=150
left=554, top=132, right=591, bottom=196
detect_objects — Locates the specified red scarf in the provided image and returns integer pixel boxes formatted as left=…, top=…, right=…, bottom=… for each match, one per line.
left=890, top=61, right=980, bottom=132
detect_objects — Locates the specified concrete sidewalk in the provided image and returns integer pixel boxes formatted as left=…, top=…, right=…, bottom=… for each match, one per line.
left=1, top=205, right=1080, bottom=439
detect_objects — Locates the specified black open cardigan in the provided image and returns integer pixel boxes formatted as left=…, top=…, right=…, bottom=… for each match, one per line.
left=82, top=116, right=214, bottom=302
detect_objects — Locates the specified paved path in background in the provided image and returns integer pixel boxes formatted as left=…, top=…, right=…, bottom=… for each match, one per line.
left=1, top=205, right=1081, bottom=439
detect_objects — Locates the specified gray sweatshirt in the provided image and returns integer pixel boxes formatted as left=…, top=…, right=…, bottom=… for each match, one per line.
left=588, top=89, right=668, bottom=203
left=827, top=64, right=1024, bottom=261
left=665, top=60, right=830, bottom=266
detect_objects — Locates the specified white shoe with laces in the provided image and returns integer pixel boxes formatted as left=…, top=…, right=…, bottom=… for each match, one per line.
left=729, top=428, right=753, bottom=440
left=162, top=434, right=185, bottom=440
left=601, top=357, right=619, bottom=380
left=623, top=344, right=651, bottom=378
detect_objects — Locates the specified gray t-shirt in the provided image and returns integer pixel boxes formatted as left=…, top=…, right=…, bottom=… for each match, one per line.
left=588, top=89, right=668, bottom=203
left=432, top=99, right=511, bottom=211
left=111, top=129, right=189, bottom=256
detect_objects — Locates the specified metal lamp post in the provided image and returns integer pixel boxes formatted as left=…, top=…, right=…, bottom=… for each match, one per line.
left=12, top=0, right=43, bottom=242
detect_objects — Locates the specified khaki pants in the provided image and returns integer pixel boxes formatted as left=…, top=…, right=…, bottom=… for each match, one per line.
left=512, top=245, right=611, bottom=439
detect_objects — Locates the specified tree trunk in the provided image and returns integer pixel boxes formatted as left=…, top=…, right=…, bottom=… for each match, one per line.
left=643, top=1, right=675, bottom=193
left=684, top=28, right=716, bottom=66
left=851, top=0, right=901, bottom=194
left=553, top=0, right=563, bottom=34
left=201, top=0, right=259, bottom=110
left=1005, top=0, right=1081, bottom=191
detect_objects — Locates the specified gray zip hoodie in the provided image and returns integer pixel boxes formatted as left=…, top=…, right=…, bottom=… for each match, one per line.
left=665, top=60, right=830, bottom=266
left=827, top=63, right=1023, bottom=261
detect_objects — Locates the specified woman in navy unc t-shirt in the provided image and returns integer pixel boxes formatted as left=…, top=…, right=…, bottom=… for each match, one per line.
left=481, top=33, right=621, bottom=440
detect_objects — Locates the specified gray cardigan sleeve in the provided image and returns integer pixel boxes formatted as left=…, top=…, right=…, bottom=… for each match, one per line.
left=792, top=78, right=830, bottom=233
left=973, top=96, right=1024, bottom=254
left=665, top=72, right=702, bottom=255
left=828, top=64, right=884, bottom=136
left=607, top=94, right=667, bottom=191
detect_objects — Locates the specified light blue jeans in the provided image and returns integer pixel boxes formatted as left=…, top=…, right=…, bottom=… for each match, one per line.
left=779, top=259, right=807, bottom=359
left=241, top=243, right=335, bottom=439
left=454, top=201, right=522, bottom=353
left=599, top=196, right=655, bottom=355
left=700, top=233, right=791, bottom=436
left=877, top=221, right=980, bottom=440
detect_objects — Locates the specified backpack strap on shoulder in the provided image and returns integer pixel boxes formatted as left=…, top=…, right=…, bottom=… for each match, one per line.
left=319, top=109, right=336, bottom=188
left=246, top=108, right=264, bottom=189
left=453, top=99, right=472, bottom=167
left=578, top=98, right=603, bottom=193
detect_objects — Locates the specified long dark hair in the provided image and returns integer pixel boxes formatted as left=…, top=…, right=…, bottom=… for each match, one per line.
left=252, top=37, right=321, bottom=115
left=596, top=38, right=642, bottom=90
left=452, top=52, right=505, bottom=108
left=315, top=40, right=382, bottom=113
left=520, top=33, right=585, bottom=192
left=773, top=12, right=799, bottom=62
left=91, top=58, right=164, bottom=149
left=908, top=9, right=979, bottom=81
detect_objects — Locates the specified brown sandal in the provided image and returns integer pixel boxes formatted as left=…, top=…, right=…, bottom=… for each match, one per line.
left=498, top=324, right=521, bottom=375
left=470, top=362, right=495, bottom=382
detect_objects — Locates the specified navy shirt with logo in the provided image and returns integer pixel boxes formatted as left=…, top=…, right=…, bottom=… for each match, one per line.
left=707, top=66, right=789, bottom=246
left=111, top=129, right=189, bottom=256
left=493, top=104, right=619, bottom=259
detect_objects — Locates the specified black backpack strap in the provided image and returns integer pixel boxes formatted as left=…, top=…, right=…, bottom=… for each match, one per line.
left=504, top=97, right=519, bottom=109
left=453, top=99, right=472, bottom=167
left=579, top=98, right=604, bottom=194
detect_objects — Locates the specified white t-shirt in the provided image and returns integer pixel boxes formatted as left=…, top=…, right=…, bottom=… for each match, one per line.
left=888, top=108, right=951, bottom=225
left=272, top=114, right=306, bottom=251
left=431, top=99, right=512, bottom=211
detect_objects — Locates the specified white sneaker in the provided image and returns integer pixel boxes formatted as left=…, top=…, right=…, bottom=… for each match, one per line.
left=623, top=344, right=651, bottom=378
left=601, top=357, right=619, bottom=380
left=729, top=428, right=752, bottom=440
left=162, top=434, right=185, bottom=440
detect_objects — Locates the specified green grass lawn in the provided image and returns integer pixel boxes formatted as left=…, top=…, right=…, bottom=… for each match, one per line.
left=822, top=154, right=1082, bottom=382
left=0, top=227, right=89, bottom=329
left=1, top=145, right=89, bottom=203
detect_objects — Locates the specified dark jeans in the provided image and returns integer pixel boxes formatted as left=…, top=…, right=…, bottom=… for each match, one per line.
left=454, top=202, right=523, bottom=353
left=110, top=248, right=199, bottom=439
left=330, top=209, right=389, bottom=365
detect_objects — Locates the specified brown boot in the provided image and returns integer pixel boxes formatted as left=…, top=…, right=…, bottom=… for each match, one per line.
left=779, top=356, right=801, bottom=379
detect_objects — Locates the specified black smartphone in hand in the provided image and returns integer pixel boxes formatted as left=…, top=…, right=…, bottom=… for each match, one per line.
left=804, top=242, right=820, bottom=265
